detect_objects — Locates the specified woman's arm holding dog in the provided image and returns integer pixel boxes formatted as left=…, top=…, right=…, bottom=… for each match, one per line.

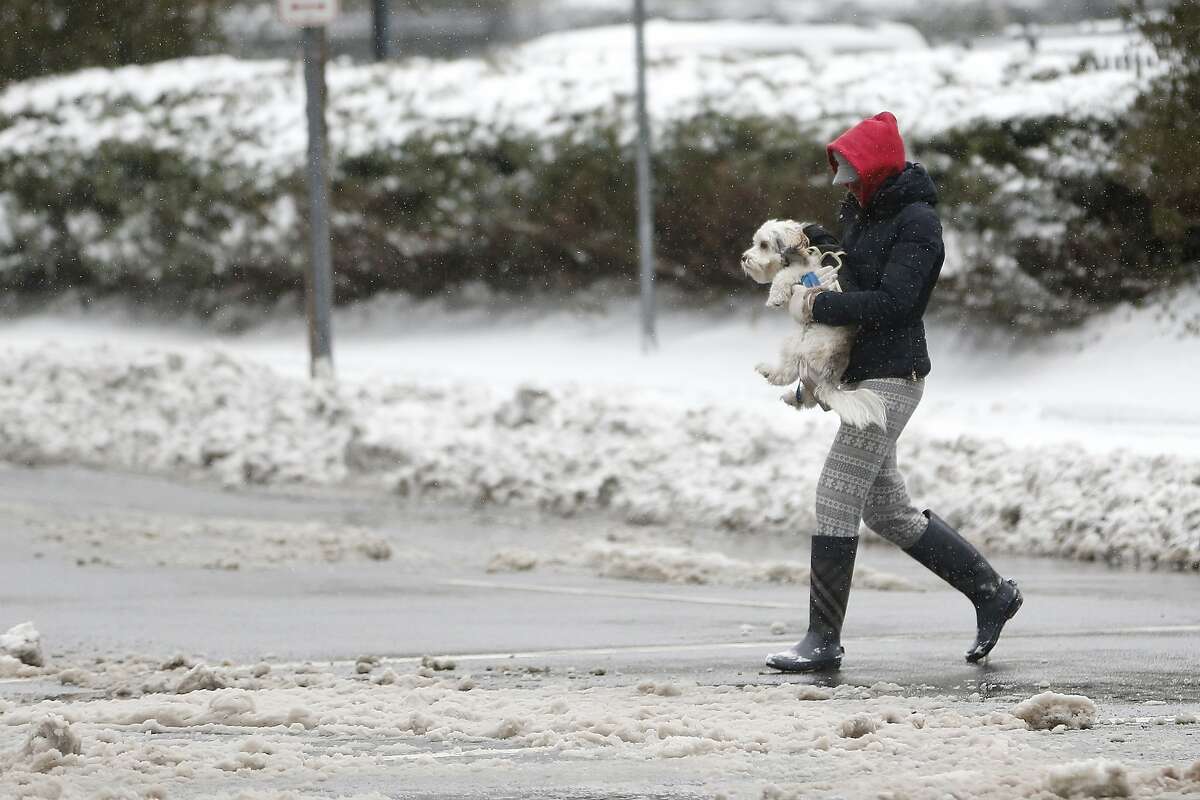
left=786, top=263, right=841, bottom=324
left=809, top=207, right=941, bottom=327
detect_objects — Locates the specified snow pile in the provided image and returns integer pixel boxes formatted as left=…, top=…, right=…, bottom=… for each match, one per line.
left=486, top=548, right=541, bottom=573
left=0, top=346, right=350, bottom=486
left=2, top=344, right=1200, bottom=571
left=1013, top=692, right=1098, bottom=731
left=0, top=656, right=36, bottom=679
left=486, top=540, right=922, bottom=590
left=176, top=664, right=231, bottom=694
left=0, top=622, right=44, bottom=668
left=96, top=690, right=319, bottom=731
left=1044, top=760, right=1131, bottom=798
left=836, top=713, right=880, bottom=739
left=0, top=22, right=1150, bottom=177
left=20, top=715, right=82, bottom=773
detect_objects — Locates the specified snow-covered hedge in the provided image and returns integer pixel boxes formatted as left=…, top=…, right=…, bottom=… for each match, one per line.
left=0, top=21, right=1164, bottom=321
left=2, top=344, right=1197, bottom=570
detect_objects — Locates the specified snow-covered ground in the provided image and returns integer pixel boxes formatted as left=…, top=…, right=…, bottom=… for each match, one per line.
left=5, top=279, right=1199, bottom=453
left=0, top=282, right=1197, bottom=569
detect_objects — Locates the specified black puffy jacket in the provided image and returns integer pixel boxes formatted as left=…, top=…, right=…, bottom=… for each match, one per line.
left=808, top=162, right=945, bottom=385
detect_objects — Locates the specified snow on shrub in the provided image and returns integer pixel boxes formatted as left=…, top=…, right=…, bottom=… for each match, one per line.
left=1, top=344, right=1199, bottom=571
left=0, top=22, right=1158, bottom=321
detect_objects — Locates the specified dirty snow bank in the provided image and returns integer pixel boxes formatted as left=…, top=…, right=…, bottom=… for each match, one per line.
left=0, top=623, right=44, bottom=669
left=16, top=507, right=395, bottom=570
left=487, top=540, right=923, bottom=591
left=1, top=344, right=1199, bottom=570
left=2, top=657, right=1199, bottom=799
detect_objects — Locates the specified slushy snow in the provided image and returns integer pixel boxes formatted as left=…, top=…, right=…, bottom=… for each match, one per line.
left=19, top=508, right=395, bottom=570
left=3, top=655, right=1197, bottom=799
left=1045, top=760, right=1131, bottom=798
left=18, top=715, right=82, bottom=774
left=487, top=540, right=923, bottom=590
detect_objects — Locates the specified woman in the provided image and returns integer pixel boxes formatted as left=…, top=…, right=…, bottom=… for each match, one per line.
left=765, top=112, right=1022, bottom=673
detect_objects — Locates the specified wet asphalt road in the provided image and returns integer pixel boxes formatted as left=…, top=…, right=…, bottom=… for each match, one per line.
left=1, top=463, right=1198, bottom=707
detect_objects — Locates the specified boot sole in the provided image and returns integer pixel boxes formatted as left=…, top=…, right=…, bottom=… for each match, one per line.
left=765, top=655, right=843, bottom=673
left=965, top=583, right=1023, bottom=663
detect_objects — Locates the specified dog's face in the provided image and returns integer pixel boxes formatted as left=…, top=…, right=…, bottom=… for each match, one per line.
left=740, top=219, right=809, bottom=284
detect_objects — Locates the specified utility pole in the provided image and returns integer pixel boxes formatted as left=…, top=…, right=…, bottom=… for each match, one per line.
left=279, top=1, right=339, bottom=379
left=632, top=0, right=657, bottom=352
left=372, top=0, right=390, bottom=61
left=302, top=26, right=335, bottom=378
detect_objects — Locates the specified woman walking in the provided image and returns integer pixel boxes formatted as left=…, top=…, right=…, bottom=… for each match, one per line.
left=766, top=112, right=1022, bottom=673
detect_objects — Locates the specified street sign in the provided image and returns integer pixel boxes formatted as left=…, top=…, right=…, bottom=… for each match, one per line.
left=278, top=0, right=339, bottom=27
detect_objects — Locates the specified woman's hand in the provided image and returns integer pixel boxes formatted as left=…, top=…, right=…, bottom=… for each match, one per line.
left=788, top=286, right=823, bottom=325
left=788, top=264, right=839, bottom=324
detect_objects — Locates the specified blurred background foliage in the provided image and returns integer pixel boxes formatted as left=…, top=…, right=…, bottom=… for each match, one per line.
left=1121, top=0, right=1200, bottom=263
left=0, top=1, right=224, bottom=86
left=0, top=0, right=1195, bottom=329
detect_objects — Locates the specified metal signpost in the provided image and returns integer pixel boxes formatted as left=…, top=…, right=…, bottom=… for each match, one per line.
left=372, top=0, right=390, bottom=61
left=279, top=0, right=339, bottom=379
left=632, top=0, right=657, bottom=352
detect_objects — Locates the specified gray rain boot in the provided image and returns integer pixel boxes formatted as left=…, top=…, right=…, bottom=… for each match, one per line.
left=765, top=536, right=858, bottom=673
left=905, top=511, right=1023, bottom=663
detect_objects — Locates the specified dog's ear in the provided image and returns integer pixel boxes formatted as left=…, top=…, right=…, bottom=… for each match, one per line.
left=775, top=220, right=809, bottom=253
left=790, top=221, right=811, bottom=250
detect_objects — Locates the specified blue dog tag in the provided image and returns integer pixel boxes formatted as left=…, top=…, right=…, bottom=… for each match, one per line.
left=801, top=271, right=822, bottom=288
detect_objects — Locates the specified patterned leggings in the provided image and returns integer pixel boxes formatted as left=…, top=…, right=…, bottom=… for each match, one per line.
left=815, top=377, right=928, bottom=547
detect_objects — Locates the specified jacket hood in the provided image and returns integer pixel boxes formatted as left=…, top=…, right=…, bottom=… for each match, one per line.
left=827, top=111, right=907, bottom=207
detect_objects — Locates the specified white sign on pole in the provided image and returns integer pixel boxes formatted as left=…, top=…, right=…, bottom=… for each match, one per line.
left=278, top=0, right=339, bottom=27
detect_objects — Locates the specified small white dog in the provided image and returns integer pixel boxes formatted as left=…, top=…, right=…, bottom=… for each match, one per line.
left=740, top=219, right=886, bottom=430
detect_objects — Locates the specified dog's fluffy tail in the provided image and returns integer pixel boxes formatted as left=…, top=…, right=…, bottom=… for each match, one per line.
left=823, top=386, right=888, bottom=431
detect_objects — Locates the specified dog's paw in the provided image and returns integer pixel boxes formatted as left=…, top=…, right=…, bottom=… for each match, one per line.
left=765, top=286, right=793, bottom=308
left=755, top=363, right=775, bottom=381
left=781, top=390, right=802, bottom=408
left=787, top=287, right=818, bottom=325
